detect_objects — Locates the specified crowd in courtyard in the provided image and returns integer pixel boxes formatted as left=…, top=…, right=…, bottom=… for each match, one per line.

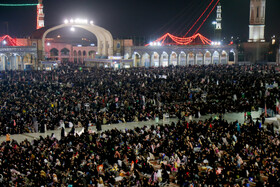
left=0, top=64, right=280, bottom=186
left=0, top=64, right=279, bottom=135
left=0, top=116, right=279, bottom=186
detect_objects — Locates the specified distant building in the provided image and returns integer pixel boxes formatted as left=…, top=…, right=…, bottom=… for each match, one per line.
left=0, top=35, right=37, bottom=70
left=214, top=2, right=222, bottom=41
left=248, top=0, right=266, bottom=42
left=242, top=0, right=270, bottom=63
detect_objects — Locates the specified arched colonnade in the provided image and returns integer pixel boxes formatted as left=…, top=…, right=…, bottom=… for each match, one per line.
left=127, top=47, right=238, bottom=67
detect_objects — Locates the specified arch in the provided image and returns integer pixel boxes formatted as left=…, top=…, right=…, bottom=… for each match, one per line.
left=124, top=53, right=130, bottom=60
left=229, top=50, right=235, bottom=63
left=42, top=23, right=114, bottom=58
left=23, top=53, right=36, bottom=64
left=78, top=51, right=82, bottom=63
left=132, top=52, right=141, bottom=67
left=160, top=52, right=169, bottom=67
left=83, top=50, right=87, bottom=57
left=204, top=51, right=212, bottom=65
left=61, top=48, right=70, bottom=56
left=151, top=52, right=160, bottom=67
left=10, top=54, right=21, bottom=70
left=74, top=50, right=78, bottom=63
left=169, top=52, right=178, bottom=66
left=221, top=51, right=228, bottom=64
left=0, top=54, right=8, bottom=71
left=141, top=53, right=150, bottom=67
left=196, top=52, right=204, bottom=65
left=50, top=48, right=59, bottom=56
left=188, top=52, right=195, bottom=65
left=88, top=50, right=96, bottom=59
left=178, top=52, right=187, bottom=66
left=212, top=51, right=220, bottom=64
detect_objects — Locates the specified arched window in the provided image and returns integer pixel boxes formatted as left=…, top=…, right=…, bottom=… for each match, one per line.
left=50, top=48, right=59, bottom=56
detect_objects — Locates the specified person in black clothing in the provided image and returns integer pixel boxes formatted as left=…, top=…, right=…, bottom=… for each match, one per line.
left=61, top=127, right=65, bottom=139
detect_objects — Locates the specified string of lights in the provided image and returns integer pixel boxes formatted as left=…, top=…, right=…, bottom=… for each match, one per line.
left=0, top=35, right=24, bottom=46
left=0, top=4, right=38, bottom=7
left=147, top=0, right=219, bottom=46
left=146, top=33, right=212, bottom=46
left=183, top=0, right=215, bottom=37
left=193, top=0, right=220, bottom=35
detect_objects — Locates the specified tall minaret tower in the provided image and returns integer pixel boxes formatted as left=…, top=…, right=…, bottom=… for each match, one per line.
left=36, top=0, right=45, bottom=29
left=215, top=2, right=222, bottom=41
left=248, top=0, right=266, bottom=42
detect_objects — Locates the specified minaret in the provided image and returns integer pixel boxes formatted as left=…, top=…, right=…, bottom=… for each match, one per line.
left=36, top=0, right=45, bottom=29
left=215, top=2, right=222, bottom=41
left=248, top=0, right=266, bottom=42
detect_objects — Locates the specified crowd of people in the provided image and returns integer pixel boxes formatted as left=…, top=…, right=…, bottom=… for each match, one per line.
left=0, top=115, right=279, bottom=186
left=0, top=64, right=280, bottom=186
left=0, top=64, right=279, bottom=135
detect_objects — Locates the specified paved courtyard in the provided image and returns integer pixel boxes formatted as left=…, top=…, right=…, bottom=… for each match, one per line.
left=0, top=111, right=264, bottom=143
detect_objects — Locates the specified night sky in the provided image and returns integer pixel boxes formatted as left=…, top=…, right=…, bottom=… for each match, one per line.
left=0, top=0, right=279, bottom=41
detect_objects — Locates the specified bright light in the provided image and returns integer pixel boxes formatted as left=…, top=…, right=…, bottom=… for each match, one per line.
left=211, top=41, right=221, bottom=46
left=70, top=27, right=75, bottom=32
left=65, top=18, right=91, bottom=25
left=212, top=21, right=217, bottom=25
left=90, top=43, right=95, bottom=46
left=47, top=42, right=50, bottom=46
left=74, top=18, right=88, bottom=24
left=77, top=45, right=82, bottom=47
left=149, top=41, right=162, bottom=46
left=57, top=35, right=61, bottom=38
left=2, top=40, right=7, bottom=45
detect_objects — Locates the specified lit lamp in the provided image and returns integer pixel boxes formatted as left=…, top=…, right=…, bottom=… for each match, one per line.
left=2, top=40, right=7, bottom=47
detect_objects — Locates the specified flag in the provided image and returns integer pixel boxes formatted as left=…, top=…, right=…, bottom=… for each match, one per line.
left=131, top=161, right=134, bottom=171
left=265, top=103, right=267, bottom=117
left=276, top=99, right=279, bottom=113
left=97, top=164, right=104, bottom=172
left=13, top=120, right=16, bottom=127
left=74, top=152, right=79, bottom=159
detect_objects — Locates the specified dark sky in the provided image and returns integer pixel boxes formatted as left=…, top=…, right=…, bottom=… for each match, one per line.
left=0, top=0, right=279, bottom=41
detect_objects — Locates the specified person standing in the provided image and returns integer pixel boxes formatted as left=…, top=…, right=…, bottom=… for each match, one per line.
left=96, top=119, right=102, bottom=132
left=6, top=133, right=10, bottom=144
left=61, top=127, right=65, bottom=139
